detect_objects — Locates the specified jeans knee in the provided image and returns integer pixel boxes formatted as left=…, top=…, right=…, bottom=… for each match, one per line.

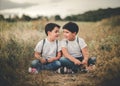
left=31, top=59, right=40, bottom=67
left=55, top=61, right=61, bottom=67
left=88, top=57, right=96, bottom=65
left=46, top=61, right=61, bottom=70
left=59, top=57, right=67, bottom=62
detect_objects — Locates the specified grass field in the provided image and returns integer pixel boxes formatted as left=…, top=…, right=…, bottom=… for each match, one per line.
left=0, top=16, right=120, bottom=86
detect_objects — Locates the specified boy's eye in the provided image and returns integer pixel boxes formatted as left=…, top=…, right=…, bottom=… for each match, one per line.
left=55, top=30, right=59, bottom=33
left=63, top=31, right=69, bottom=33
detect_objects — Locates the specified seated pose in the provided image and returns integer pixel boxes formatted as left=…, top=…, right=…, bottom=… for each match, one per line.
left=28, top=23, right=62, bottom=74
left=60, top=22, right=96, bottom=73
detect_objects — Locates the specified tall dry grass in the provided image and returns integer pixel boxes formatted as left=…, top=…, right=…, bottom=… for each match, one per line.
left=0, top=15, right=120, bottom=86
left=0, top=20, right=47, bottom=86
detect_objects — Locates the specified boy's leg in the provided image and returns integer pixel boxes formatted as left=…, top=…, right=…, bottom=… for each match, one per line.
left=59, top=57, right=79, bottom=73
left=87, top=57, right=96, bottom=71
left=30, top=59, right=42, bottom=71
left=43, top=60, right=61, bottom=71
left=88, top=57, right=96, bottom=66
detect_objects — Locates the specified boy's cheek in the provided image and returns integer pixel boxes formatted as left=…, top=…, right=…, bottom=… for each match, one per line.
left=56, top=35, right=59, bottom=38
left=63, top=34, right=68, bottom=37
left=64, top=36, right=69, bottom=40
left=63, top=35, right=67, bottom=38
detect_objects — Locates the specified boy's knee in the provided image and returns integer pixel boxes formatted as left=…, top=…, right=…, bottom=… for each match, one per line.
left=55, top=61, right=61, bottom=67
left=88, top=57, right=96, bottom=65
left=31, top=60, right=40, bottom=67
left=59, top=57, right=68, bottom=62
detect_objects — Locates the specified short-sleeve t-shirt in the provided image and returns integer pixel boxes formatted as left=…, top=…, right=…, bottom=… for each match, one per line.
left=61, top=37, right=87, bottom=58
left=34, top=38, right=61, bottom=59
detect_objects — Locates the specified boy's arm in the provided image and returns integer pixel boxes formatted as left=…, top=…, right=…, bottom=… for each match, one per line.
left=81, top=47, right=89, bottom=65
left=47, top=51, right=62, bottom=62
left=34, top=52, right=47, bottom=64
left=56, top=51, right=62, bottom=60
left=62, top=47, right=82, bottom=65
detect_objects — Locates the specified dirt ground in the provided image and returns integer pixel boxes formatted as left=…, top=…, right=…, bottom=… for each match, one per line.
left=27, top=71, right=97, bottom=86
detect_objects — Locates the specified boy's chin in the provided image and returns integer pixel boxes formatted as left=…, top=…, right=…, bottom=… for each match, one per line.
left=65, top=38, right=69, bottom=40
left=65, top=38, right=74, bottom=41
left=54, top=37, right=59, bottom=40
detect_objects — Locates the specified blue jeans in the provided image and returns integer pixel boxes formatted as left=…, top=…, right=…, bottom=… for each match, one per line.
left=59, top=57, right=81, bottom=73
left=59, top=57, right=96, bottom=73
left=30, top=59, right=61, bottom=71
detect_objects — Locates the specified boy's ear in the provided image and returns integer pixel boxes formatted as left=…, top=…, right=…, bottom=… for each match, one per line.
left=48, top=31, right=51, bottom=35
left=73, top=32, right=77, bottom=36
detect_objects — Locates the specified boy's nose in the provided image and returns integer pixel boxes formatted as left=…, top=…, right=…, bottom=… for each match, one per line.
left=57, top=32, right=60, bottom=35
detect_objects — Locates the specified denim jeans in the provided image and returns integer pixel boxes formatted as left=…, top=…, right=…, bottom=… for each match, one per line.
left=59, top=57, right=96, bottom=73
left=59, top=57, right=81, bottom=73
left=30, top=59, right=61, bottom=71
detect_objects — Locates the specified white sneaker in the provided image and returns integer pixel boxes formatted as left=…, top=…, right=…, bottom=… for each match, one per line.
left=56, top=67, right=74, bottom=74
left=56, top=67, right=66, bottom=74
left=67, top=68, right=74, bottom=74
left=28, top=67, right=38, bottom=74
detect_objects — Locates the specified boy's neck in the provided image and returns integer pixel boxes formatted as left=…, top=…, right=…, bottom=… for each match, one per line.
left=69, top=37, right=76, bottom=41
left=69, top=38, right=75, bottom=41
left=47, top=37, right=55, bottom=42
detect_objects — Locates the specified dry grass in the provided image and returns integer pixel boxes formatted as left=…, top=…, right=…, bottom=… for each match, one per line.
left=0, top=16, right=120, bottom=86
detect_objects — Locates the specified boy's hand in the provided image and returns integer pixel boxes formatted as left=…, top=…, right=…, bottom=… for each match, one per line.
left=48, top=57, right=56, bottom=62
left=82, top=59, right=88, bottom=65
left=74, top=59, right=82, bottom=65
left=40, top=58, right=47, bottom=64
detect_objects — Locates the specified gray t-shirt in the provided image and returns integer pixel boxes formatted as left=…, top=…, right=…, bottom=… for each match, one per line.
left=34, top=38, right=61, bottom=59
left=61, top=37, right=87, bottom=58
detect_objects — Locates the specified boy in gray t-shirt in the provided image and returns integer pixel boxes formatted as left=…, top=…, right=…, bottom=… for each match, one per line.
left=28, top=23, right=61, bottom=74
left=60, top=22, right=95, bottom=73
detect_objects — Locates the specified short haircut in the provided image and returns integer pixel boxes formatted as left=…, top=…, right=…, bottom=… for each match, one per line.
left=45, top=23, right=60, bottom=36
left=63, top=22, right=79, bottom=34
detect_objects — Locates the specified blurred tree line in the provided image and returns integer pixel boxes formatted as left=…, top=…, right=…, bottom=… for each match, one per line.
left=0, top=7, right=120, bottom=22
left=64, top=7, right=120, bottom=21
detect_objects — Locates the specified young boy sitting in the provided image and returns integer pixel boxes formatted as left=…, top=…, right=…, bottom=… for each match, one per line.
left=28, top=23, right=62, bottom=74
left=60, top=22, right=96, bottom=73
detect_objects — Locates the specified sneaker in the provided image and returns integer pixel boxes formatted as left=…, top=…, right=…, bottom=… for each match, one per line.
left=55, top=68, right=60, bottom=74
left=56, top=67, right=74, bottom=74
left=80, top=68, right=89, bottom=73
left=66, top=68, right=74, bottom=74
left=28, top=67, right=38, bottom=74
left=56, top=67, right=65, bottom=74
left=79, top=65, right=89, bottom=73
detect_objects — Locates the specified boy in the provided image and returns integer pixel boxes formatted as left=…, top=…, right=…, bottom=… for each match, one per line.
left=60, top=22, right=95, bottom=73
left=28, top=23, right=61, bottom=74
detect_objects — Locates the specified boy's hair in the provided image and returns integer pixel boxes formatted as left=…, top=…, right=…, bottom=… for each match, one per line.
left=45, top=23, right=60, bottom=36
left=63, top=22, right=79, bottom=34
